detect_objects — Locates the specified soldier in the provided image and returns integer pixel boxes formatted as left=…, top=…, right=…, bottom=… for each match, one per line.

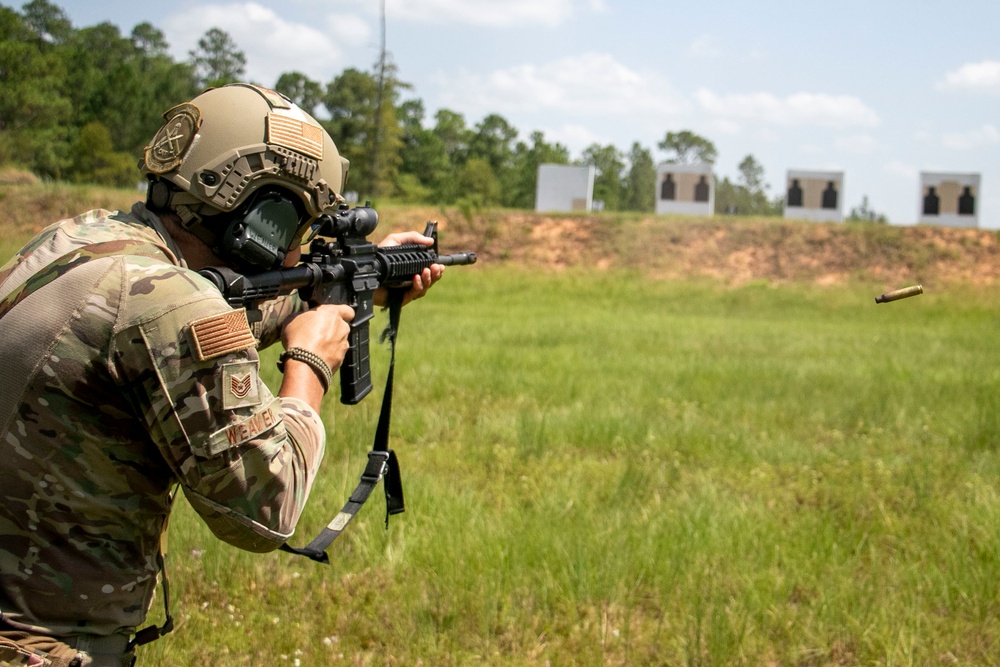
left=0, top=84, right=444, bottom=666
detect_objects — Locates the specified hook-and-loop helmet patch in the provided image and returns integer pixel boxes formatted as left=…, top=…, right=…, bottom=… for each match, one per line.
left=143, top=103, right=202, bottom=175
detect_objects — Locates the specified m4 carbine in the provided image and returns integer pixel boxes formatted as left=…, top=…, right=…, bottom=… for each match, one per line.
left=198, top=204, right=476, bottom=404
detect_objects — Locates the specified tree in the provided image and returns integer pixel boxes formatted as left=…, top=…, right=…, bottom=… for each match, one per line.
left=65, top=23, right=143, bottom=136
left=323, top=60, right=408, bottom=199
left=189, top=28, right=245, bottom=88
left=433, top=109, right=470, bottom=166
left=428, top=109, right=471, bottom=203
left=715, top=154, right=781, bottom=216
left=62, top=21, right=195, bottom=157
left=0, top=7, right=67, bottom=133
left=122, top=27, right=197, bottom=153
left=714, top=177, right=744, bottom=215
left=0, top=4, right=194, bottom=178
left=847, top=196, right=889, bottom=224
left=622, top=142, right=656, bottom=212
left=130, top=22, right=168, bottom=58
left=396, top=98, right=451, bottom=202
left=369, top=71, right=404, bottom=198
left=323, top=68, right=379, bottom=195
left=658, top=130, right=717, bottom=165
left=456, top=157, right=500, bottom=206
left=20, top=0, right=72, bottom=44
left=275, top=72, right=323, bottom=115
left=737, top=154, right=765, bottom=195
left=579, top=143, right=625, bottom=211
left=0, top=5, right=73, bottom=176
left=67, top=121, right=137, bottom=186
left=468, top=113, right=518, bottom=206
left=738, top=153, right=780, bottom=214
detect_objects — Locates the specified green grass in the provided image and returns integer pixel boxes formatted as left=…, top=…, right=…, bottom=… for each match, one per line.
left=130, top=269, right=1000, bottom=666
left=2, top=181, right=996, bottom=663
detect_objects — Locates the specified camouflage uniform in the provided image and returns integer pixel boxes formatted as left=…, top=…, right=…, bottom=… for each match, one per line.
left=0, top=203, right=326, bottom=661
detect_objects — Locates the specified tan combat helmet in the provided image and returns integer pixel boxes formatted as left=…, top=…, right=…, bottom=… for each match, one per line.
left=141, top=83, right=350, bottom=270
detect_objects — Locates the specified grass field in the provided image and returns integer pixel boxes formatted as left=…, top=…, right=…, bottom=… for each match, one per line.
left=1, top=182, right=997, bottom=665
left=132, top=268, right=999, bottom=666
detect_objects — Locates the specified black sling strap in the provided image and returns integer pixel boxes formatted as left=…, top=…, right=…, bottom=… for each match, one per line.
left=127, top=550, right=174, bottom=651
left=280, top=288, right=408, bottom=564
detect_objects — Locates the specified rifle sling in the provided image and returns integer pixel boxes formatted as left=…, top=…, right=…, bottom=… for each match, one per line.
left=280, top=288, right=408, bottom=564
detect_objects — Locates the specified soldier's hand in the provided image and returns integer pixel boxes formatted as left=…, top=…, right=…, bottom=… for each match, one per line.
left=375, top=231, right=445, bottom=307
left=279, top=304, right=355, bottom=409
left=281, top=304, right=355, bottom=372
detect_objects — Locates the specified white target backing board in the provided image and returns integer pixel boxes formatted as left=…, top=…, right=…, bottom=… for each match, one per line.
left=918, top=172, right=980, bottom=228
left=535, top=164, right=595, bottom=212
left=655, top=163, right=714, bottom=216
left=784, top=170, right=844, bottom=223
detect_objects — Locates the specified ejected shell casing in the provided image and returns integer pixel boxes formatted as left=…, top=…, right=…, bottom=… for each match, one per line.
left=875, top=284, right=923, bottom=304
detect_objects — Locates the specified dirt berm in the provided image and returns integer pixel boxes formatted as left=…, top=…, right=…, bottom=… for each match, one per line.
left=3, top=178, right=996, bottom=288
left=379, top=206, right=1000, bottom=287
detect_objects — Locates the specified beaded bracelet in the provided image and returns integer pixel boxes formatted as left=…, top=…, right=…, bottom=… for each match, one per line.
left=277, top=347, right=333, bottom=393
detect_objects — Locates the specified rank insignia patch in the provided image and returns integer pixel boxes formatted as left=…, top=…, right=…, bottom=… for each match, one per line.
left=221, top=361, right=262, bottom=410
left=189, top=309, right=257, bottom=361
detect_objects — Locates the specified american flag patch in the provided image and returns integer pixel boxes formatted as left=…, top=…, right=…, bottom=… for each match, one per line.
left=267, top=112, right=324, bottom=160
left=189, top=309, right=257, bottom=361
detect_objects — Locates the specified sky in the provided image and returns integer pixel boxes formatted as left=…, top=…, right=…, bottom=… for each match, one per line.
left=25, top=0, right=1000, bottom=227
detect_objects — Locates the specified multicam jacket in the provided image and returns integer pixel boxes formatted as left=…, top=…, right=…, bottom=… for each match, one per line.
left=0, top=204, right=326, bottom=637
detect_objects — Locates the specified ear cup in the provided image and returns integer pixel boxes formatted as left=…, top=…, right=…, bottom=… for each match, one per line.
left=220, top=190, right=305, bottom=271
left=148, top=180, right=172, bottom=210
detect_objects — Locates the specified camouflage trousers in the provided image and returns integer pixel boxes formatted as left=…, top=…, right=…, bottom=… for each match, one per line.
left=0, top=627, right=135, bottom=667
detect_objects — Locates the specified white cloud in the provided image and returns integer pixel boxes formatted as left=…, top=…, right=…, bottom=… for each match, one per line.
left=883, top=160, right=918, bottom=180
left=547, top=123, right=606, bottom=154
left=941, top=124, right=1000, bottom=150
left=688, top=34, right=722, bottom=58
left=755, top=128, right=779, bottom=143
left=694, top=89, right=880, bottom=129
left=835, top=133, right=878, bottom=153
left=937, top=60, right=1000, bottom=93
left=163, top=3, right=345, bottom=85
left=706, top=119, right=744, bottom=136
left=323, top=13, right=374, bottom=49
left=434, top=53, right=689, bottom=117
left=388, top=0, right=594, bottom=27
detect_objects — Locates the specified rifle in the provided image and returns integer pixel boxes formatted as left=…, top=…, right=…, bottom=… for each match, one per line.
left=198, top=203, right=476, bottom=563
left=198, top=203, right=477, bottom=404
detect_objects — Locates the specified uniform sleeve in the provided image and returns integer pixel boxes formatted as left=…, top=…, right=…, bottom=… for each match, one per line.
left=254, top=293, right=306, bottom=350
left=110, top=262, right=326, bottom=552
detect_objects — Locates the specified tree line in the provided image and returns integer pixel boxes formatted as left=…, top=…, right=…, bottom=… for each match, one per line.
left=2, top=0, right=845, bottom=218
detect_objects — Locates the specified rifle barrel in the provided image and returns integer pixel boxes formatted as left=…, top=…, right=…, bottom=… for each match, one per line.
left=437, top=252, right=477, bottom=266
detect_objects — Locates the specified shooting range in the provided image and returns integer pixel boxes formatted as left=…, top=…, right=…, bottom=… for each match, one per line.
left=784, top=170, right=844, bottom=223
left=655, top=163, right=714, bottom=216
left=918, top=171, right=981, bottom=228
left=535, top=164, right=595, bottom=212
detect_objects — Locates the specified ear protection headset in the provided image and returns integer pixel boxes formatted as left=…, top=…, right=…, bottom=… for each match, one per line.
left=220, top=188, right=319, bottom=272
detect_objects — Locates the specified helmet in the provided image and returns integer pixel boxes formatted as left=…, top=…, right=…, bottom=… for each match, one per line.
left=141, top=83, right=350, bottom=271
